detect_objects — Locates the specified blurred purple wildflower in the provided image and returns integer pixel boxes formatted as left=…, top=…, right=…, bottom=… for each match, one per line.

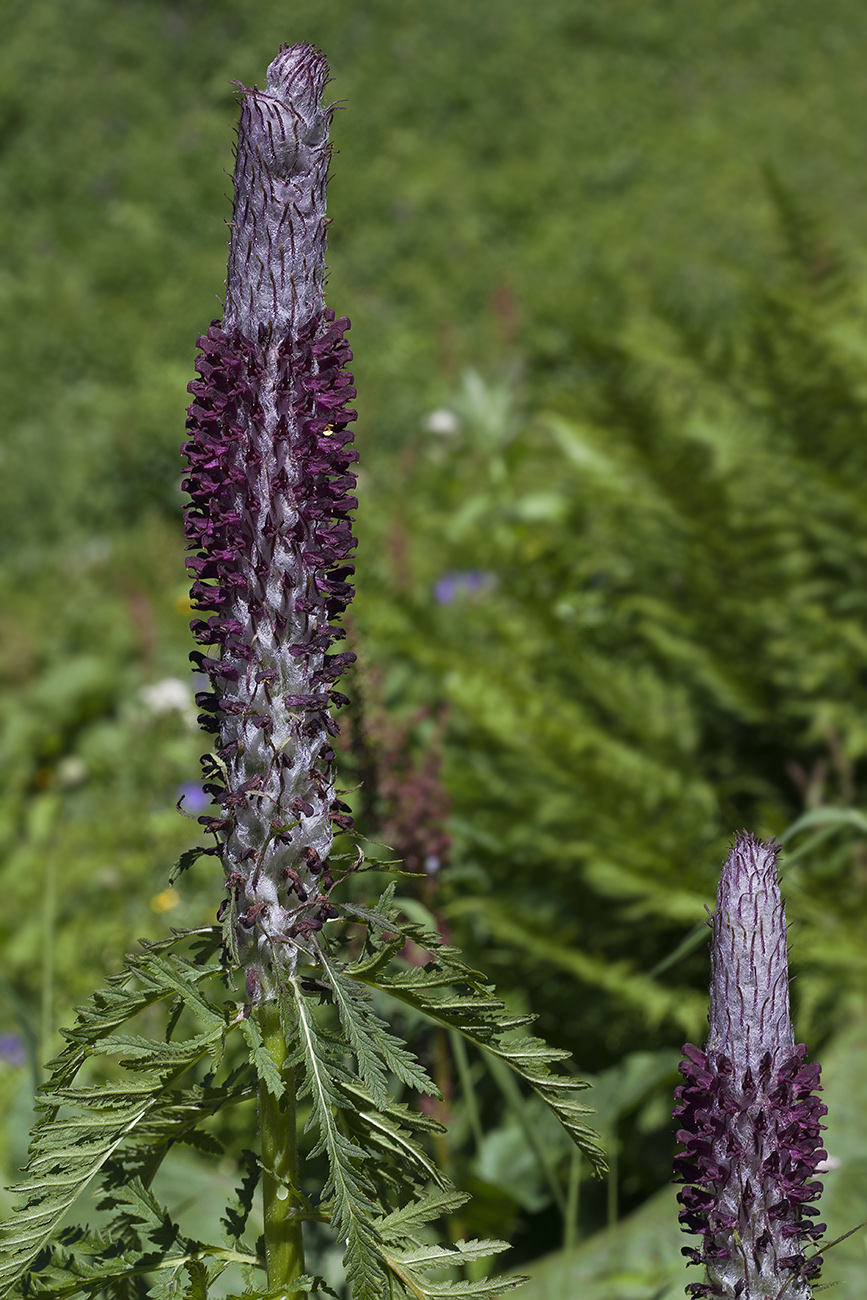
left=674, top=833, right=826, bottom=1299
left=433, top=570, right=493, bottom=605
left=0, top=1034, right=25, bottom=1068
left=176, top=782, right=212, bottom=815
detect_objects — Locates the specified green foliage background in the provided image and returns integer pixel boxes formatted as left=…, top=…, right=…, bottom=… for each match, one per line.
left=2, top=0, right=867, bottom=1293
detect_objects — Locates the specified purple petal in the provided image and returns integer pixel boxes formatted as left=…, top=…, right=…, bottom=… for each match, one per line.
left=177, top=782, right=212, bottom=815
left=0, top=1034, right=26, bottom=1068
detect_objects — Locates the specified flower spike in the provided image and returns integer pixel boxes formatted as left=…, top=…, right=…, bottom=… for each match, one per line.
left=182, top=42, right=358, bottom=995
left=674, top=833, right=827, bottom=1299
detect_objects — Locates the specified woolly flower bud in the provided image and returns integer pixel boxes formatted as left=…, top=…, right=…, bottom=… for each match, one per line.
left=182, top=44, right=357, bottom=994
left=674, top=834, right=827, bottom=1299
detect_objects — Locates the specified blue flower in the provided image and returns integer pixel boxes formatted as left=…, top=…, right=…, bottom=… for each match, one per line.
left=176, top=782, right=212, bottom=815
left=433, top=570, right=493, bottom=605
left=0, top=1034, right=25, bottom=1068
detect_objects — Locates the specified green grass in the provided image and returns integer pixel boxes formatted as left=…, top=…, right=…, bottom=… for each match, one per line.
left=3, top=0, right=867, bottom=554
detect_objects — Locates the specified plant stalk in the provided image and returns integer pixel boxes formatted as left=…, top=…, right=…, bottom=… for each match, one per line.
left=564, top=1146, right=581, bottom=1250
left=260, top=1002, right=306, bottom=1298
left=40, top=848, right=55, bottom=1073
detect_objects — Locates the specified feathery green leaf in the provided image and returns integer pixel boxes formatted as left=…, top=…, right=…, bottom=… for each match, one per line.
left=318, top=945, right=434, bottom=1103
left=240, top=1014, right=286, bottom=1101
left=281, top=978, right=388, bottom=1300
left=351, top=919, right=605, bottom=1178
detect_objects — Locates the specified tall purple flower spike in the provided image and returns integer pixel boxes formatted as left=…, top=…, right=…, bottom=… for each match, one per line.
left=674, top=834, right=827, bottom=1299
left=182, top=43, right=357, bottom=996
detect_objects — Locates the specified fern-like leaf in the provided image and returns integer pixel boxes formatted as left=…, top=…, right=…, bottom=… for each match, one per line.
left=281, top=979, right=389, bottom=1300
left=0, top=937, right=232, bottom=1297
left=240, top=1014, right=286, bottom=1100
left=318, top=945, right=435, bottom=1104
left=350, top=918, right=606, bottom=1178
left=338, top=1079, right=448, bottom=1195
left=182, top=1257, right=212, bottom=1300
left=222, top=1280, right=340, bottom=1300
left=376, top=1190, right=472, bottom=1240
left=221, top=1148, right=260, bottom=1251
left=383, top=1240, right=524, bottom=1299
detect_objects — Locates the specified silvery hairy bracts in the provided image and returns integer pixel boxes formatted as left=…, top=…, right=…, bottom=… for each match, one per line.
left=674, top=834, right=827, bottom=1299
left=182, top=43, right=357, bottom=996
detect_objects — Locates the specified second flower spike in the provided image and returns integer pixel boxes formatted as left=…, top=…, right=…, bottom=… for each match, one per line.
left=674, top=833, right=827, bottom=1299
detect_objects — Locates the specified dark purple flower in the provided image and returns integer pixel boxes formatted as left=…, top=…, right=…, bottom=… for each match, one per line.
left=182, top=44, right=357, bottom=993
left=0, top=1034, right=26, bottom=1068
left=674, top=834, right=827, bottom=1298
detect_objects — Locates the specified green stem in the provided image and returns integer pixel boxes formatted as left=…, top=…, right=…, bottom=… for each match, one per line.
left=448, top=1029, right=483, bottom=1153
left=40, top=834, right=57, bottom=1076
left=432, top=1026, right=453, bottom=1178
left=564, top=1146, right=581, bottom=1250
left=487, top=1054, right=566, bottom=1216
left=259, top=1001, right=306, bottom=1298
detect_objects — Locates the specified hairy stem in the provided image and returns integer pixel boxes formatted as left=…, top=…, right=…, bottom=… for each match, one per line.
left=260, top=1002, right=306, bottom=1297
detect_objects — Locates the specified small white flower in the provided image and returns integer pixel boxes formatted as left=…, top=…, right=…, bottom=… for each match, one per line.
left=139, top=677, right=193, bottom=716
left=422, top=408, right=459, bottom=435
left=56, top=756, right=88, bottom=789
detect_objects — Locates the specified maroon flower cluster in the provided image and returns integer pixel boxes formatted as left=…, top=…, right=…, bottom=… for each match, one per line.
left=182, top=44, right=358, bottom=990
left=675, top=1042, right=826, bottom=1297
left=674, top=835, right=827, bottom=1299
left=185, top=310, right=357, bottom=745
